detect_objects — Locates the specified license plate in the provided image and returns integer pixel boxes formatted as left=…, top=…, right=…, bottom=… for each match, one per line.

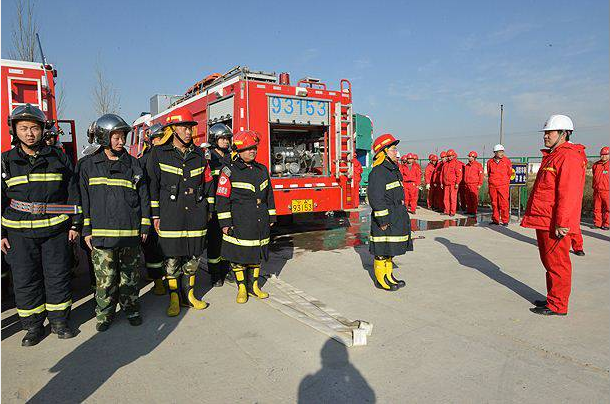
left=291, top=199, right=313, bottom=213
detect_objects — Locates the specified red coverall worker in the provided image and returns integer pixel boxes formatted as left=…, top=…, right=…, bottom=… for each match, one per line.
left=463, top=152, right=484, bottom=214
left=487, top=147, right=512, bottom=224
left=441, top=150, right=462, bottom=215
left=400, top=154, right=419, bottom=213
left=413, top=155, right=422, bottom=206
left=592, top=147, right=609, bottom=229
left=521, top=114, right=585, bottom=315
left=570, top=149, right=589, bottom=254
left=425, top=154, right=438, bottom=209
left=433, top=152, right=447, bottom=210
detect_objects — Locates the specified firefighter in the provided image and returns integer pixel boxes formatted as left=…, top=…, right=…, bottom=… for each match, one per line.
left=412, top=153, right=422, bottom=209
left=138, top=123, right=166, bottom=295
left=367, top=133, right=412, bottom=291
left=433, top=151, right=447, bottom=211
left=463, top=151, right=484, bottom=215
left=1, top=104, right=80, bottom=346
left=206, top=123, right=233, bottom=287
left=43, top=124, right=64, bottom=150
left=147, top=107, right=214, bottom=316
left=215, top=130, right=276, bottom=304
left=521, top=114, right=586, bottom=316
left=79, top=114, right=150, bottom=331
left=592, top=146, right=609, bottom=230
left=400, top=153, right=419, bottom=214
left=486, top=144, right=512, bottom=225
left=441, top=149, right=462, bottom=216
left=424, top=154, right=438, bottom=210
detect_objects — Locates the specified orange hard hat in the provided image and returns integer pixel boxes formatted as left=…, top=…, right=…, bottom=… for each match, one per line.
left=233, top=130, right=260, bottom=151
left=372, top=133, right=399, bottom=155
left=429, top=154, right=438, bottom=161
left=601, top=146, right=609, bottom=155
left=163, top=107, right=197, bottom=128
left=468, top=151, right=478, bottom=158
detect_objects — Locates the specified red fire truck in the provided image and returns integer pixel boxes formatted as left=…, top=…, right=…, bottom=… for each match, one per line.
left=1, top=58, right=78, bottom=162
left=132, top=66, right=358, bottom=216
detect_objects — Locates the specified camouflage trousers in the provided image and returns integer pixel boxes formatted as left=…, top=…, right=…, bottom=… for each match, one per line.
left=165, top=256, right=199, bottom=279
left=92, top=246, right=141, bottom=323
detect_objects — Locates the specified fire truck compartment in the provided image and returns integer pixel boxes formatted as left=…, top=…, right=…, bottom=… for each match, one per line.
left=269, top=124, right=329, bottom=177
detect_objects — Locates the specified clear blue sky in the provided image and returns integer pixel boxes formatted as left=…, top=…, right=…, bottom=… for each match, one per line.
left=2, top=0, right=608, bottom=157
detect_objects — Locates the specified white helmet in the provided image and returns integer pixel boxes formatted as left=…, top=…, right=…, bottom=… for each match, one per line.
left=540, top=114, right=574, bottom=132
left=493, top=144, right=505, bottom=152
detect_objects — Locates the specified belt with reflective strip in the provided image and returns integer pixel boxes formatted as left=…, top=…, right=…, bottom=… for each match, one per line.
left=157, top=229, right=207, bottom=238
left=10, top=200, right=81, bottom=214
left=222, top=234, right=270, bottom=247
left=369, top=235, right=411, bottom=242
left=2, top=214, right=70, bottom=229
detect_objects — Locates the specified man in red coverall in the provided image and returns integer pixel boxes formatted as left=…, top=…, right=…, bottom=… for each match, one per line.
left=463, top=151, right=484, bottom=215
left=433, top=151, right=447, bottom=211
left=441, top=149, right=462, bottom=216
left=425, top=154, right=438, bottom=209
left=521, top=114, right=586, bottom=316
left=592, top=146, right=610, bottom=230
left=413, top=154, right=422, bottom=205
left=457, top=159, right=467, bottom=212
left=487, top=144, right=512, bottom=225
left=569, top=149, right=589, bottom=256
left=400, top=154, right=420, bottom=213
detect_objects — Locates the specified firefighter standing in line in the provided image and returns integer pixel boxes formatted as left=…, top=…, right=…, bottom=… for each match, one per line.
left=206, top=123, right=233, bottom=287
left=424, top=154, right=438, bottom=210
left=521, top=114, right=586, bottom=316
left=79, top=114, right=150, bottom=331
left=367, top=134, right=412, bottom=291
left=463, top=151, right=484, bottom=215
left=138, top=123, right=167, bottom=295
left=1, top=104, right=80, bottom=346
left=215, top=130, right=276, bottom=304
left=487, top=144, right=512, bottom=225
left=432, top=151, right=447, bottom=211
left=441, top=149, right=462, bottom=216
left=592, top=146, right=609, bottom=230
left=147, top=107, right=214, bottom=316
left=400, top=153, right=420, bottom=214
left=412, top=154, right=422, bottom=208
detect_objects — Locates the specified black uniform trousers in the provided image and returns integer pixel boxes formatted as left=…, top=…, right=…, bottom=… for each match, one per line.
left=206, top=214, right=228, bottom=278
left=6, top=230, right=72, bottom=328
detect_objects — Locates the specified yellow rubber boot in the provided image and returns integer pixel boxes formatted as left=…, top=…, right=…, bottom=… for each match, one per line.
left=153, top=278, right=166, bottom=295
left=385, top=258, right=405, bottom=288
left=234, top=270, right=249, bottom=304
left=181, top=275, right=208, bottom=310
left=248, top=266, right=269, bottom=299
left=166, top=277, right=180, bottom=317
left=374, top=258, right=397, bottom=291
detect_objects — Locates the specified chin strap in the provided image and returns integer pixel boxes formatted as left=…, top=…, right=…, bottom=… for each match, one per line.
left=173, top=129, right=193, bottom=148
left=549, top=131, right=567, bottom=151
left=109, top=147, right=125, bottom=157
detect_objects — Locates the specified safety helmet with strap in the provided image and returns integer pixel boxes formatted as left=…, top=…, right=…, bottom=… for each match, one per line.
left=372, top=133, right=399, bottom=155
left=148, top=123, right=164, bottom=141
left=93, top=114, right=131, bottom=147
left=468, top=151, right=478, bottom=158
left=601, top=146, right=609, bottom=156
left=208, top=123, right=233, bottom=147
left=232, top=130, right=260, bottom=152
left=163, top=107, right=197, bottom=128
left=8, top=104, right=47, bottom=145
left=428, top=154, right=438, bottom=161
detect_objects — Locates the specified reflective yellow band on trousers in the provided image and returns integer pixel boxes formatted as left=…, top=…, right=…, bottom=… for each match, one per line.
left=151, top=200, right=160, bottom=208
left=232, top=182, right=256, bottom=192
left=369, top=235, right=411, bottom=242
left=17, top=304, right=46, bottom=317
left=373, top=209, right=389, bottom=217
left=91, top=229, right=139, bottom=237
left=141, top=218, right=151, bottom=225
left=190, top=167, right=205, bottom=177
left=46, top=300, right=72, bottom=311
left=217, top=212, right=232, bottom=219
left=223, top=234, right=270, bottom=246
left=89, top=177, right=135, bottom=189
left=385, top=181, right=401, bottom=190
left=159, top=163, right=183, bottom=176
left=1, top=214, right=70, bottom=229
left=158, top=229, right=207, bottom=238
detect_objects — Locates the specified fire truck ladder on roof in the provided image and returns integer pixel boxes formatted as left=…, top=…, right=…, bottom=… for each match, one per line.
left=334, top=102, right=354, bottom=179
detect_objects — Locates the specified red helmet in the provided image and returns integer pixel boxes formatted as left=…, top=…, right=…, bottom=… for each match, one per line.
left=413, top=154, right=419, bottom=160
left=601, top=146, right=609, bottom=155
left=447, top=149, right=456, bottom=157
left=400, top=155, right=409, bottom=163
left=163, top=107, right=197, bottom=128
left=440, top=151, right=447, bottom=158
left=428, top=154, right=438, bottom=161
left=468, top=151, right=478, bottom=158
left=406, top=153, right=415, bottom=159
left=372, top=133, right=399, bottom=155
left=233, top=130, right=260, bottom=151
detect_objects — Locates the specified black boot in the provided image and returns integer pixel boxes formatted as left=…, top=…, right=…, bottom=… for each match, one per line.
left=533, top=299, right=547, bottom=307
left=573, top=250, right=585, bottom=256
left=22, top=326, right=45, bottom=347
left=530, top=306, right=567, bottom=316
left=50, top=321, right=76, bottom=339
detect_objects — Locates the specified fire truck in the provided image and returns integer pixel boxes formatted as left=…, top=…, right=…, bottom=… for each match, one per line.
left=1, top=58, right=78, bottom=162
left=132, top=66, right=359, bottom=216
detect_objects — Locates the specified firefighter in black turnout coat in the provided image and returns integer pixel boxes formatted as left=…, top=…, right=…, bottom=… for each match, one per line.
left=216, top=130, right=276, bottom=304
left=206, top=123, right=233, bottom=287
left=367, top=133, right=412, bottom=291
left=146, top=107, right=214, bottom=316
left=1, top=104, right=80, bottom=346
left=138, top=123, right=166, bottom=295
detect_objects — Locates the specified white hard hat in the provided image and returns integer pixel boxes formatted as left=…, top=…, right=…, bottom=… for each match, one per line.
left=493, top=144, right=505, bottom=152
left=540, top=114, right=574, bottom=132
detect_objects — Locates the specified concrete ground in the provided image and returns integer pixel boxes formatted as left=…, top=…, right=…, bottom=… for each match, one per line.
left=1, top=206, right=609, bottom=403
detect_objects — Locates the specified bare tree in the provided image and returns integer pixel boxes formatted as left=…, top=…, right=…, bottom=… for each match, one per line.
left=92, top=59, right=121, bottom=115
left=8, top=0, right=39, bottom=61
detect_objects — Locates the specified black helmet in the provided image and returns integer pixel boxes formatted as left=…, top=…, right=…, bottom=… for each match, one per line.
left=8, top=104, right=47, bottom=143
left=44, top=124, right=60, bottom=140
left=93, top=114, right=131, bottom=147
left=148, top=123, right=164, bottom=141
left=208, top=123, right=232, bottom=146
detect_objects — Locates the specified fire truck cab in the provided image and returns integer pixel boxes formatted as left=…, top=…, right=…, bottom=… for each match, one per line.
left=1, top=59, right=78, bottom=163
left=133, top=66, right=358, bottom=216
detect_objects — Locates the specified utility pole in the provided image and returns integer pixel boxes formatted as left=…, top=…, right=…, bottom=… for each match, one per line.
left=499, top=104, right=504, bottom=145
